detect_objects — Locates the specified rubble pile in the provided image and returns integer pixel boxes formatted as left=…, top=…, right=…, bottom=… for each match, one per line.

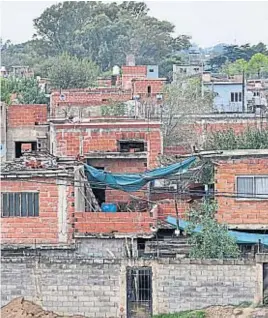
left=1, top=298, right=85, bottom=318
left=1, top=152, right=58, bottom=172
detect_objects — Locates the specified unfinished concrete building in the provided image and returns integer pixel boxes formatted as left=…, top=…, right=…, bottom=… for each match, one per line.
left=6, top=104, right=49, bottom=160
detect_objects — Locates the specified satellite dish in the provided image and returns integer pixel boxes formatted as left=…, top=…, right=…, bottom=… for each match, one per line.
left=60, top=94, right=66, bottom=101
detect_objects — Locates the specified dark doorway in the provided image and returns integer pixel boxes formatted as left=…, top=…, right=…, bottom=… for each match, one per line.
left=127, top=267, right=152, bottom=318
left=15, top=141, right=37, bottom=158
left=87, top=166, right=106, bottom=207
left=147, top=86, right=152, bottom=97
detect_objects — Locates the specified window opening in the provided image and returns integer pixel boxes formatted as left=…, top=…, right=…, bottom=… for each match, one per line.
left=147, top=86, right=152, bottom=97
left=1, top=192, right=39, bottom=217
left=15, top=141, right=37, bottom=158
left=85, top=165, right=106, bottom=209
left=236, top=176, right=268, bottom=198
left=118, top=140, right=145, bottom=153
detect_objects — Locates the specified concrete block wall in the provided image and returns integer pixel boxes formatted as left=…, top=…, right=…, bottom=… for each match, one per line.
left=76, top=238, right=129, bottom=258
left=1, top=253, right=260, bottom=317
left=1, top=178, right=74, bottom=245
left=215, top=158, right=268, bottom=227
left=153, top=259, right=257, bottom=313
left=1, top=256, right=121, bottom=318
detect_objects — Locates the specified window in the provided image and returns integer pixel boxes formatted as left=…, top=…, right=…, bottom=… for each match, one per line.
left=15, top=141, right=37, bottom=158
left=231, top=92, right=242, bottom=103
left=118, top=140, right=146, bottom=153
left=236, top=176, right=268, bottom=199
left=149, top=69, right=154, bottom=73
left=2, top=192, right=39, bottom=217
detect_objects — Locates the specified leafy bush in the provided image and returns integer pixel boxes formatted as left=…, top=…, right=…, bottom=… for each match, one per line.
left=101, top=102, right=126, bottom=116
left=205, top=128, right=268, bottom=150
left=186, top=200, right=240, bottom=259
left=154, top=310, right=206, bottom=318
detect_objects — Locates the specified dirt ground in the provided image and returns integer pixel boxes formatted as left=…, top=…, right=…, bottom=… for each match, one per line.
left=0, top=298, right=84, bottom=318
left=1, top=297, right=268, bottom=318
left=205, top=305, right=268, bottom=318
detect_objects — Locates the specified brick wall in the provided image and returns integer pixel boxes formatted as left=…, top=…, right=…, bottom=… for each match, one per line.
left=122, top=66, right=147, bottom=90
left=1, top=178, right=74, bottom=245
left=132, top=79, right=165, bottom=97
left=1, top=254, right=258, bottom=317
left=74, top=212, right=153, bottom=235
left=215, top=158, right=268, bottom=227
left=7, top=104, right=47, bottom=127
left=53, top=122, right=162, bottom=168
left=50, top=91, right=132, bottom=117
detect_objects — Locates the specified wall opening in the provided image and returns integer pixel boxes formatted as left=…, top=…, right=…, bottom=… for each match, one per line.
left=86, top=166, right=106, bottom=207
left=118, top=140, right=145, bottom=153
left=147, top=86, right=152, bottom=97
left=15, top=141, right=37, bottom=158
left=111, top=75, right=117, bottom=86
left=127, top=267, right=152, bottom=318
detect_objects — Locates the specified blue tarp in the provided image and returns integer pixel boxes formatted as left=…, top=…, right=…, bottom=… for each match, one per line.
left=84, top=157, right=196, bottom=192
left=166, top=216, right=268, bottom=246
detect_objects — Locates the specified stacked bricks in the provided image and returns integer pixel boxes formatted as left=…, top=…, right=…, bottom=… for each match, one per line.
left=215, top=158, right=268, bottom=225
left=74, top=212, right=154, bottom=234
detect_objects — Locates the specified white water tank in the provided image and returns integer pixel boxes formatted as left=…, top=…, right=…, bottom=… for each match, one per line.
left=112, top=65, right=120, bottom=76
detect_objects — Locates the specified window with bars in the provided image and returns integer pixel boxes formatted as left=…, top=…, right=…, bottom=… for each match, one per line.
left=231, top=92, right=242, bottom=102
left=1, top=192, right=39, bottom=217
left=236, top=176, right=268, bottom=199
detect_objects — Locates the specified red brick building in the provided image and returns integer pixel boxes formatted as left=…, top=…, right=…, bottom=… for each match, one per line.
left=1, top=158, right=75, bottom=245
left=213, top=150, right=268, bottom=230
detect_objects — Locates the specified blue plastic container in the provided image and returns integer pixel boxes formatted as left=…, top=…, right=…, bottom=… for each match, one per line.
left=101, top=203, right=117, bottom=213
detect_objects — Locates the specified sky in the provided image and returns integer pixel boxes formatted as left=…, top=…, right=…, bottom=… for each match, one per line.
left=1, top=1, right=268, bottom=48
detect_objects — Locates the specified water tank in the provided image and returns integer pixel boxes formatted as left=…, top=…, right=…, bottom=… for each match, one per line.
left=101, top=203, right=117, bottom=213
left=112, top=65, right=120, bottom=76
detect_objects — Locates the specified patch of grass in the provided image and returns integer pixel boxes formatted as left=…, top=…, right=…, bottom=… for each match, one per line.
left=153, top=310, right=206, bottom=318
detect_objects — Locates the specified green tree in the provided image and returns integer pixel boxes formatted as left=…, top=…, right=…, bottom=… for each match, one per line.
left=248, top=53, right=268, bottom=78
left=33, top=1, right=190, bottom=71
left=209, top=42, right=268, bottom=71
left=101, top=101, right=126, bottom=116
left=162, top=76, right=213, bottom=146
left=48, top=53, right=99, bottom=89
left=222, top=58, right=248, bottom=76
left=0, top=78, right=12, bottom=104
left=1, top=77, right=48, bottom=104
left=186, top=200, right=240, bottom=259
left=15, top=77, right=48, bottom=104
